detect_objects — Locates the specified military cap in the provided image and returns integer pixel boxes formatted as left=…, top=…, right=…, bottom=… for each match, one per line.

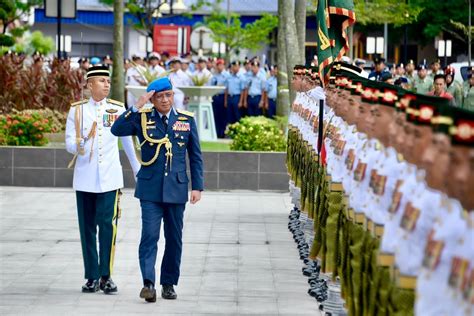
left=394, top=77, right=408, bottom=86
left=449, top=107, right=474, bottom=145
left=407, top=59, right=415, bottom=65
left=428, top=96, right=454, bottom=134
left=147, top=77, right=173, bottom=93
left=360, top=78, right=380, bottom=103
left=373, top=57, right=385, bottom=65
left=132, top=55, right=143, bottom=61
left=231, top=60, right=240, bottom=66
left=269, top=65, right=278, bottom=71
left=431, top=58, right=441, bottom=65
left=338, top=62, right=364, bottom=78
left=216, top=58, right=225, bottom=65
left=397, top=63, right=404, bottom=68
left=78, top=57, right=89, bottom=64
left=104, top=55, right=112, bottom=60
left=417, top=64, right=427, bottom=71
left=411, top=94, right=449, bottom=126
left=86, top=65, right=110, bottom=80
left=378, top=81, right=399, bottom=106
left=354, top=58, right=366, bottom=66
left=90, top=57, right=101, bottom=65
left=251, top=60, right=260, bottom=67
left=148, top=52, right=160, bottom=60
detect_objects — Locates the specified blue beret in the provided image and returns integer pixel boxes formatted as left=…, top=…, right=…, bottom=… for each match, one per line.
left=147, top=77, right=173, bottom=93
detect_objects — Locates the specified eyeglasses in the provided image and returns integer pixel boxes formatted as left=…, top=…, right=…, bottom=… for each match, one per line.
left=152, top=92, right=174, bottom=100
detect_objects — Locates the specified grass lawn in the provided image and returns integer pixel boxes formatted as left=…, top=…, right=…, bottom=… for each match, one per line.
left=200, top=141, right=231, bottom=152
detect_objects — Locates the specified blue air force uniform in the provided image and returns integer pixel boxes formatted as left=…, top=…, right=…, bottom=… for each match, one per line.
left=246, top=71, right=267, bottom=116
left=265, top=75, right=277, bottom=118
left=111, top=78, right=204, bottom=288
left=211, top=70, right=229, bottom=138
left=225, top=72, right=245, bottom=124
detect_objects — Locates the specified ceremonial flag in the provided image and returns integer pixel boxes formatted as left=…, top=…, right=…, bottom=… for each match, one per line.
left=316, top=0, right=356, bottom=86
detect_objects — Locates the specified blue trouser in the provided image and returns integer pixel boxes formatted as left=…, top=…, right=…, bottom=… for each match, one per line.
left=139, top=200, right=185, bottom=285
left=267, top=98, right=276, bottom=118
left=212, top=93, right=226, bottom=138
left=247, top=95, right=262, bottom=116
left=227, top=94, right=241, bottom=124
left=76, top=190, right=119, bottom=280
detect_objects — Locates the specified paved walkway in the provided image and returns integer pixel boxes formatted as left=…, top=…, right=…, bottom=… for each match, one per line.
left=0, top=187, right=320, bottom=315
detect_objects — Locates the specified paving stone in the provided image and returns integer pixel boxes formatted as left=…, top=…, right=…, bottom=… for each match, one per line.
left=0, top=188, right=319, bottom=314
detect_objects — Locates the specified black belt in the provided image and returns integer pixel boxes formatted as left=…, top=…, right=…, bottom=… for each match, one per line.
left=228, top=94, right=240, bottom=97
left=249, top=94, right=261, bottom=98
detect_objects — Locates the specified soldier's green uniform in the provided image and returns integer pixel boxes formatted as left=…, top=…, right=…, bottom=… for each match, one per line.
left=413, top=76, right=433, bottom=94
left=446, top=81, right=463, bottom=107
left=462, top=79, right=474, bottom=111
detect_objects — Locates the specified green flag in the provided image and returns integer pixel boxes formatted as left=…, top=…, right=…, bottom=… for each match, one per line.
left=317, top=0, right=356, bottom=86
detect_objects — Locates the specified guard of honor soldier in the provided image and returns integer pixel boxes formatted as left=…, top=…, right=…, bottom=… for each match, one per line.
left=287, top=62, right=474, bottom=316
left=65, top=65, right=140, bottom=294
left=111, top=77, right=204, bottom=303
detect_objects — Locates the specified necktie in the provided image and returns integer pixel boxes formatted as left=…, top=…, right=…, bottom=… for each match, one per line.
left=161, top=115, right=168, bottom=130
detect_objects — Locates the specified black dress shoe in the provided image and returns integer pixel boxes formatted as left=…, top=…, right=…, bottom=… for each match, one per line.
left=82, top=279, right=99, bottom=293
left=140, top=284, right=156, bottom=303
left=161, top=284, right=177, bottom=300
left=99, top=277, right=118, bottom=294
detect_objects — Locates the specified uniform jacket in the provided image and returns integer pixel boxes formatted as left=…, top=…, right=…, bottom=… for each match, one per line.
left=65, top=98, right=140, bottom=193
left=111, top=107, right=204, bottom=204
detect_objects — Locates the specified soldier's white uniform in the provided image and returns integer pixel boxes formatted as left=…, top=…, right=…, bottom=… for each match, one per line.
left=65, top=98, right=140, bottom=192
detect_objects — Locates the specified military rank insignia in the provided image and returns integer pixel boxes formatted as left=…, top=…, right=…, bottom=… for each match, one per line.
left=353, top=162, right=367, bottom=182
left=462, top=270, right=474, bottom=304
left=177, top=116, right=188, bottom=121
left=103, top=114, right=118, bottom=127
left=448, top=257, right=469, bottom=290
left=345, top=149, right=355, bottom=171
left=374, top=174, right=387, bottom=196
left=399, top=202, right=420, bottom=232
left=422, top=230, right=444, bottom=270
left=106, top=108, right=118, bottom=114
left=172, top=121, right=190, bottom=132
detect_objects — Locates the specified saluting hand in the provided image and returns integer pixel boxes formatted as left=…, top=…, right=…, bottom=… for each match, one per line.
left=190, top=190, right=201, bottom=204
left=135, top=90, right=155, bottom=109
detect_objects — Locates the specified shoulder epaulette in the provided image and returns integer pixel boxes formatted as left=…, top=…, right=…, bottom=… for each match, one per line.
left=71, top=99, right=87, bottom=107
left=176, top=109, right=195, bottom=117
left=107, top=99, right=125, bottom=107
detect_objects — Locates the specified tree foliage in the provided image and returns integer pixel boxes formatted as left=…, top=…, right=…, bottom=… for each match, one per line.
left=99, top=0, right=218, bottom=39
left=0, top=0, right=41, bottom=34
left=204, top=12, right=278, bottom=56
left=354, top=0, right=424, bottom=27
left=412, top=0, right=471, bottom=43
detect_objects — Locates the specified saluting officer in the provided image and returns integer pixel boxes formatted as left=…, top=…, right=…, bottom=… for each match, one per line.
left=111, top=77, right=204, bottom=303
left=65, top=65, right=140, bottom=294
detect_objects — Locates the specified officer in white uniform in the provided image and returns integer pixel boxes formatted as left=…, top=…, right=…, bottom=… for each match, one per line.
left=65, top=65, right=140, bottom=294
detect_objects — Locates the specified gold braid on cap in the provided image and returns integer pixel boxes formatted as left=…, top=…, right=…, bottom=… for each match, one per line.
left=133, top=112, right=173, bottom=169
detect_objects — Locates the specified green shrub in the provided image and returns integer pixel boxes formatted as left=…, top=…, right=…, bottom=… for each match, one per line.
left=225, top=116, right=286, bottom=152
left=17, top=108, right=67, bottom=133
left=0, top=112, right=52, bottom=146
